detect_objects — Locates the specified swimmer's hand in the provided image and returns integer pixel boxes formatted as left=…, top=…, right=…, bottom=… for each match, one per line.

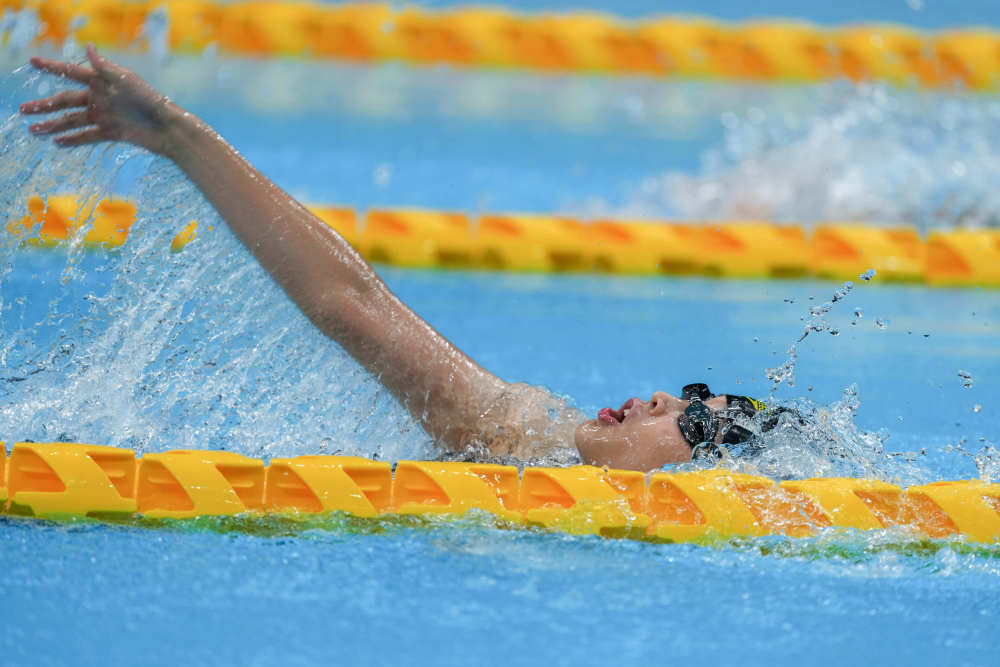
left=20, top=44, right=176, bottom=155
left=20, top=46, right=527, bottom=463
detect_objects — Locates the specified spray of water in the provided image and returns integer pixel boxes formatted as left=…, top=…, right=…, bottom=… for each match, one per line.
left=704, top=279, right=940, bottom=484
left=0, top=19, right=988, bottom=481
left=614, top=82, right=1000, bottom=230
left=765, top=281, right=853, bottom=395
left=0, top=93, right=429, bottom=461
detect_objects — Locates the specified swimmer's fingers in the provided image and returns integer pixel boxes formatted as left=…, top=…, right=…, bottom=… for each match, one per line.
left=28, top=110, right=91, bottom=136
left=85, top=44, right=117, bottom=77
left=19, top=89, right=89, bottom=115
left=28, top=56, right=95, bottom=84
left=53, top=127, right=105, bottom=148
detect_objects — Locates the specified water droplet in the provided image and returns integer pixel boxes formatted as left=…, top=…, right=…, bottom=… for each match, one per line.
left=859, top=269, right=876, bottom=281
left=973, top=404, right=982, bottom=413
left=875, top=318, right=888, bottom=330
left=783, top=297, right=795, bottom=303
left=958, top=370, right=974, bottom=388
left=854, top=308, right=863, bottom=318
left=374, top=164, right=393, bottom=187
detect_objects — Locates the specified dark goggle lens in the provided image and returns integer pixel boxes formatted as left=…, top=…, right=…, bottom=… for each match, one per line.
left=678, top=401, right=715, bottom=445
left=681, top=383, right=714, bottom=401
left=721, top=424, right=753, bottom=445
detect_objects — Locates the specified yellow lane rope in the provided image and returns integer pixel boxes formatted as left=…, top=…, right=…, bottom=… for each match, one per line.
left=9, top=194, right=1000, bottom=286
left=3, top=441, right=999, bottom=543
left=4, top=1, right=1000, bottom=89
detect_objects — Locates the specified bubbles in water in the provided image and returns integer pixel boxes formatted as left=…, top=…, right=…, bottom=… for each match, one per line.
left=859, top=269, right=876, bottom=281
left=973, top=404, right=982, bottom=413
left=875, top=318, right=889, bottom=330
left=958, top=370, right=974, bottom=388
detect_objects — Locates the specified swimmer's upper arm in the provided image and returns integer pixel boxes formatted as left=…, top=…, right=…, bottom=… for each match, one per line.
left=163, top=105, right=509, bottom=451
left=22, top=49, right=517, bottom=453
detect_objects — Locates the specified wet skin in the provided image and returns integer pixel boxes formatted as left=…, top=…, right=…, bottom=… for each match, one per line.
left=21, top=47, right=725, bottom=473
left=575, top=392, right=730, bottom=471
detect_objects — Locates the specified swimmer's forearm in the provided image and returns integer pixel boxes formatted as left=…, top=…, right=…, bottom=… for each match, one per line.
left=160, top=107, right=508, bottom=448
left=161, top=105, right=362, bottom=309
left=21, top=48, right=511, bottom=452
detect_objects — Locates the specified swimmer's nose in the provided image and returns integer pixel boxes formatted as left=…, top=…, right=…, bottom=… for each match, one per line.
left=648, top=391, right=683, bottom=416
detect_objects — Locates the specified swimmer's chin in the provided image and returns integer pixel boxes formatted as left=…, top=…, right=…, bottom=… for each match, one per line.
left=574, top=419, right=609, bottom=466
left=574, top=418, right=692, bottom=471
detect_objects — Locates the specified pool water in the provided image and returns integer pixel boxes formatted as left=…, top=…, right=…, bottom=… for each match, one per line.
left=4, top=514, right=999, bottom=667
left=2, top=4, right=1000, bottom=664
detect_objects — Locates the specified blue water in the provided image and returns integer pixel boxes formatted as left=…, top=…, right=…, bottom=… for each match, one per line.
left=429, top=0, right=1000, bottom=30
left=3, top=3, right=1000, bottom=664
left=3, top=516, right=999, bottom=667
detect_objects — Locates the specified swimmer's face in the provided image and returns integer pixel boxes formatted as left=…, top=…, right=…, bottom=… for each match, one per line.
left=574, top=391, right=729, bottom=472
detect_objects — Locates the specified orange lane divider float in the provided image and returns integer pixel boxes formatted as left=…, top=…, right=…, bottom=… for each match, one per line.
left=9, top=194, right=1000, bottom=287
left=6, top=1, right=1000, bottom=89
left=3, top=441, right=1000, bottom=544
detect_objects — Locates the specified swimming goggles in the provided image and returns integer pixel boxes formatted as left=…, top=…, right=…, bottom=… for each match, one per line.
left=677, top=383, right=766, bottom=457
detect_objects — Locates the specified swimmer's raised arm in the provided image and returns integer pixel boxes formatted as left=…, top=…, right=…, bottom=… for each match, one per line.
left=21, top=46, right=510, bottom=453
left=22, top=48, right=762, bottom=472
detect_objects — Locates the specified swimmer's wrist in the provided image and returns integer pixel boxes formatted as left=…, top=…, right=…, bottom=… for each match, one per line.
left=159, top=103, right=211, bottom=161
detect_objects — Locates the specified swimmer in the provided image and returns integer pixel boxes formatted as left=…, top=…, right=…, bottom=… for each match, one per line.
left=20, top=47, right=783, bottom=472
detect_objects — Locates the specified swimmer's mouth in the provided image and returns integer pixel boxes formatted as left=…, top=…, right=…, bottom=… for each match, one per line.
left=598, top=398, right=638, bottom=425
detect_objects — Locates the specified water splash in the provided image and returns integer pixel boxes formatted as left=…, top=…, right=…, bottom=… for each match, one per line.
left=974, top=446, right=1000, bottom=483
left=752, top=280, right=946, bottom=482
left=681, top=385, right=930, bottom=484
left=141, top=5, right=170, bottom=65
left=765, top=281, right=853, bottom=394
left=944, top=439, right=1000, bottom=483
left=615, top=83, right=1000, bottom=230
left=0, top=93, right=429, bottom=461
left=0, top=7, right=41, bottom=53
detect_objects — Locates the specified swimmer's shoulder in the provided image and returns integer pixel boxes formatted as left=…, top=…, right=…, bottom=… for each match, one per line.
left=489, top=382, right=582, bottom=464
